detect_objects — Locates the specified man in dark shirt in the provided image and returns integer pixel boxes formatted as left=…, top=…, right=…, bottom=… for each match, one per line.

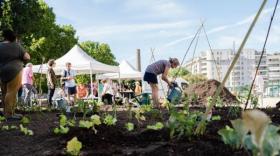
left=0, top=30, right=30, bottom=119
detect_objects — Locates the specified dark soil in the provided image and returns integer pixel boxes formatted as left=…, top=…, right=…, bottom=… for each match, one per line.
left=184, top=79, right=238, bottom=105
left=0, top=107, right=279, bottom=156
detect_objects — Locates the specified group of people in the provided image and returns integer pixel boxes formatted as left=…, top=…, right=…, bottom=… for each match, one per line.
left=0, top=29, right=180, bottom=120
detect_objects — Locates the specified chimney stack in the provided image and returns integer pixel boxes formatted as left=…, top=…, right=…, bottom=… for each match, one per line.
left=136, top=49, right=141, bottom=72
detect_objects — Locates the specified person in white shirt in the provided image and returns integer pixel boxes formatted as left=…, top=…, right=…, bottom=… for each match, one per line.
left=254, top=71, right=264, bottom=106
left=101, top=79, right=114, bottom=105
left=61, top=62, right=77, bottom=105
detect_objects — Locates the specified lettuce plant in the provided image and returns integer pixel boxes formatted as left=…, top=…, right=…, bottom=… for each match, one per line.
left=78, top=115, right=101, bottom=133
left=53, top=114, right=74, bottom=135
left=19, top=124, right=33, bottom=136
left=103, top=114, right=117, bottom=126
left=218, top=110, right=280, bottom=156
left=147, top=122, right=164, bottom=130
left=0, top=116, right=6, bottom=123
left=125, top=122, right=134, bottom=131
left=66, top=137, right=82, bottom=156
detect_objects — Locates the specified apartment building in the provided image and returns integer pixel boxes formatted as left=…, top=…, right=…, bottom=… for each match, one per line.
left=185, top=49, right=268, bottom=92
left=266, top=53, right=280, bottom=96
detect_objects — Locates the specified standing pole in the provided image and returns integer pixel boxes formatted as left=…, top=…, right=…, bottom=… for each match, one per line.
left=196, top=0, right=268, bottom=134
left=90, top=63, right=94, bottom=100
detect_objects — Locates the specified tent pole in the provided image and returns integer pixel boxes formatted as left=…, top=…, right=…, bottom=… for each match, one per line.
left=90, top=63, right=94, bottom=100
left=118, top=71, right=121, bottom=91
left=97, top=74, right=101, bottom=101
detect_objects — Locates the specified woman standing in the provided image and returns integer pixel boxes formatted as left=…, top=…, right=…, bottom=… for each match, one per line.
left=0, top=30, right=30, bottom=119
left=143, top=58, right=179, bottom=108
left=46, top=59, right=57, bottom=107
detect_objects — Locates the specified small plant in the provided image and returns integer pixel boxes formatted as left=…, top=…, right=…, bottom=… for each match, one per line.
left=79, top=115, right=101, bottom=133
left=20, top=116, right=30, bottom=126
left=227, top=102, right=241, bottom=118
left=1, top=125, right=9, bottom=131
left=147, top=122, right=164, bottom=130
left=125, top=122, right=134, bottom=131
left=1, top=125, right=18, bottom=131
left=54, top=126, right=69, bottom=134
left=167, top=110, right=201, bottom=139
left=79, top=120, right=93, bottom=129
left=66, top=137, right=82, bottom=156
left=251, top=95, right=259, bottom=109
left=211, top=115, right=221, bottom=121
left=133, top=105, right=152, bottom=124
left=19, top=124, right=33, bottom=136
left=218, top=110, right=280, bottom=156
left=216, top=96, right=223, bottom=107
left=103, top=114, right=117, bottom=126
left=53, top=114, right=73, bottom=135
left=0, top=116, right=6, bottom=123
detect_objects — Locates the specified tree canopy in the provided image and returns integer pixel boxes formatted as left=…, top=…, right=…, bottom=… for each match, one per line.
left=0, top=0, right=78, bottom=64
left=0, top=0, right=118, bottom=92
left=80, top=41, right=118, bottom=66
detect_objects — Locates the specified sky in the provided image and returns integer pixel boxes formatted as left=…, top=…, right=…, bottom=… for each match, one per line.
left=44, top=0, right=280, bottom=69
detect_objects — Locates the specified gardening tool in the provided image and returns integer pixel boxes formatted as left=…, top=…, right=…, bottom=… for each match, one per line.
left=167, top=82, right=182, bottom=104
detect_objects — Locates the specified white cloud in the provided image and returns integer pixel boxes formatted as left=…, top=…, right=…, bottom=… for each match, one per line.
left=77, top=20, right=192, bottom=39
left=159, top=6, right=277, bottom=51
left=123, top=0, right=187, bottom=18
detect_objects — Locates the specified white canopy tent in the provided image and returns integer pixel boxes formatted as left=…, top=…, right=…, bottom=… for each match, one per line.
left=32, top=44, right=119, bottom=75
left=32, top=44, right=120, bottom=99
left=96, top=60, right=142, bottom=80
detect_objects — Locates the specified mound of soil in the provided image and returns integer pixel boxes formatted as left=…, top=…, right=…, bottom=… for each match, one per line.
left=184, top=79, right=238, bottom=105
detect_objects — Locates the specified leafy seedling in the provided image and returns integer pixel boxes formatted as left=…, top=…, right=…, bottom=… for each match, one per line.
left=54, top=126, right=69, bottom=134
left=103, top=114, right=117, bottom=126
left=0, top=116, right=6, bottom=123
left=211, top=115, right=221, bottom=121
left=20, top=116, right=30, bottom=126
left=66, top=137, right=82, bottom=156
left=19, top=124, right=33, bottom=136
left=147, top=122, right=164, bottom=130
left=125, top=122, right=134, bottom=131
left=79, top=120, right=93, bottom=129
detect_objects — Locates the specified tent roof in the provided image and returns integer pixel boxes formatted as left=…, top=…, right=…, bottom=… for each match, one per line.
left=33, top=45, right=119, bottom=75
left=97, top=60, right=142, bottom=80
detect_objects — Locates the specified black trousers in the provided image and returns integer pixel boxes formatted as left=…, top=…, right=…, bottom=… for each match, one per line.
left=102, top=94, right=113, bottom=105
left=48, top=87, right=55, bottom=106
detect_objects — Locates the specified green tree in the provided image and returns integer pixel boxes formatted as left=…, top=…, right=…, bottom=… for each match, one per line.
left=0, top=0, right=78, bottom=64
left=80, top=41, right=118, bottom=65
left=169, top=68, right=190, bottom=78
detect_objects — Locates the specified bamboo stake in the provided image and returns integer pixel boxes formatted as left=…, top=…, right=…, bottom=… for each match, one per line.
left=195, top=0, right=268, bottom=135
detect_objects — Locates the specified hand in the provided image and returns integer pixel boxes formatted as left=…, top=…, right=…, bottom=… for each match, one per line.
left=168, top=82, right=173, bottom=88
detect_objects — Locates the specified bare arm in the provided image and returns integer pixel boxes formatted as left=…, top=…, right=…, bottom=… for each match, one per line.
left=23, top=52, right=30, bottom=61
left=161, top=67, right=171, bottom=86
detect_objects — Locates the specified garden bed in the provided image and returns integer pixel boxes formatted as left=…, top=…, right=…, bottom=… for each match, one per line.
left=0, top=106, right=279, bottom=156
